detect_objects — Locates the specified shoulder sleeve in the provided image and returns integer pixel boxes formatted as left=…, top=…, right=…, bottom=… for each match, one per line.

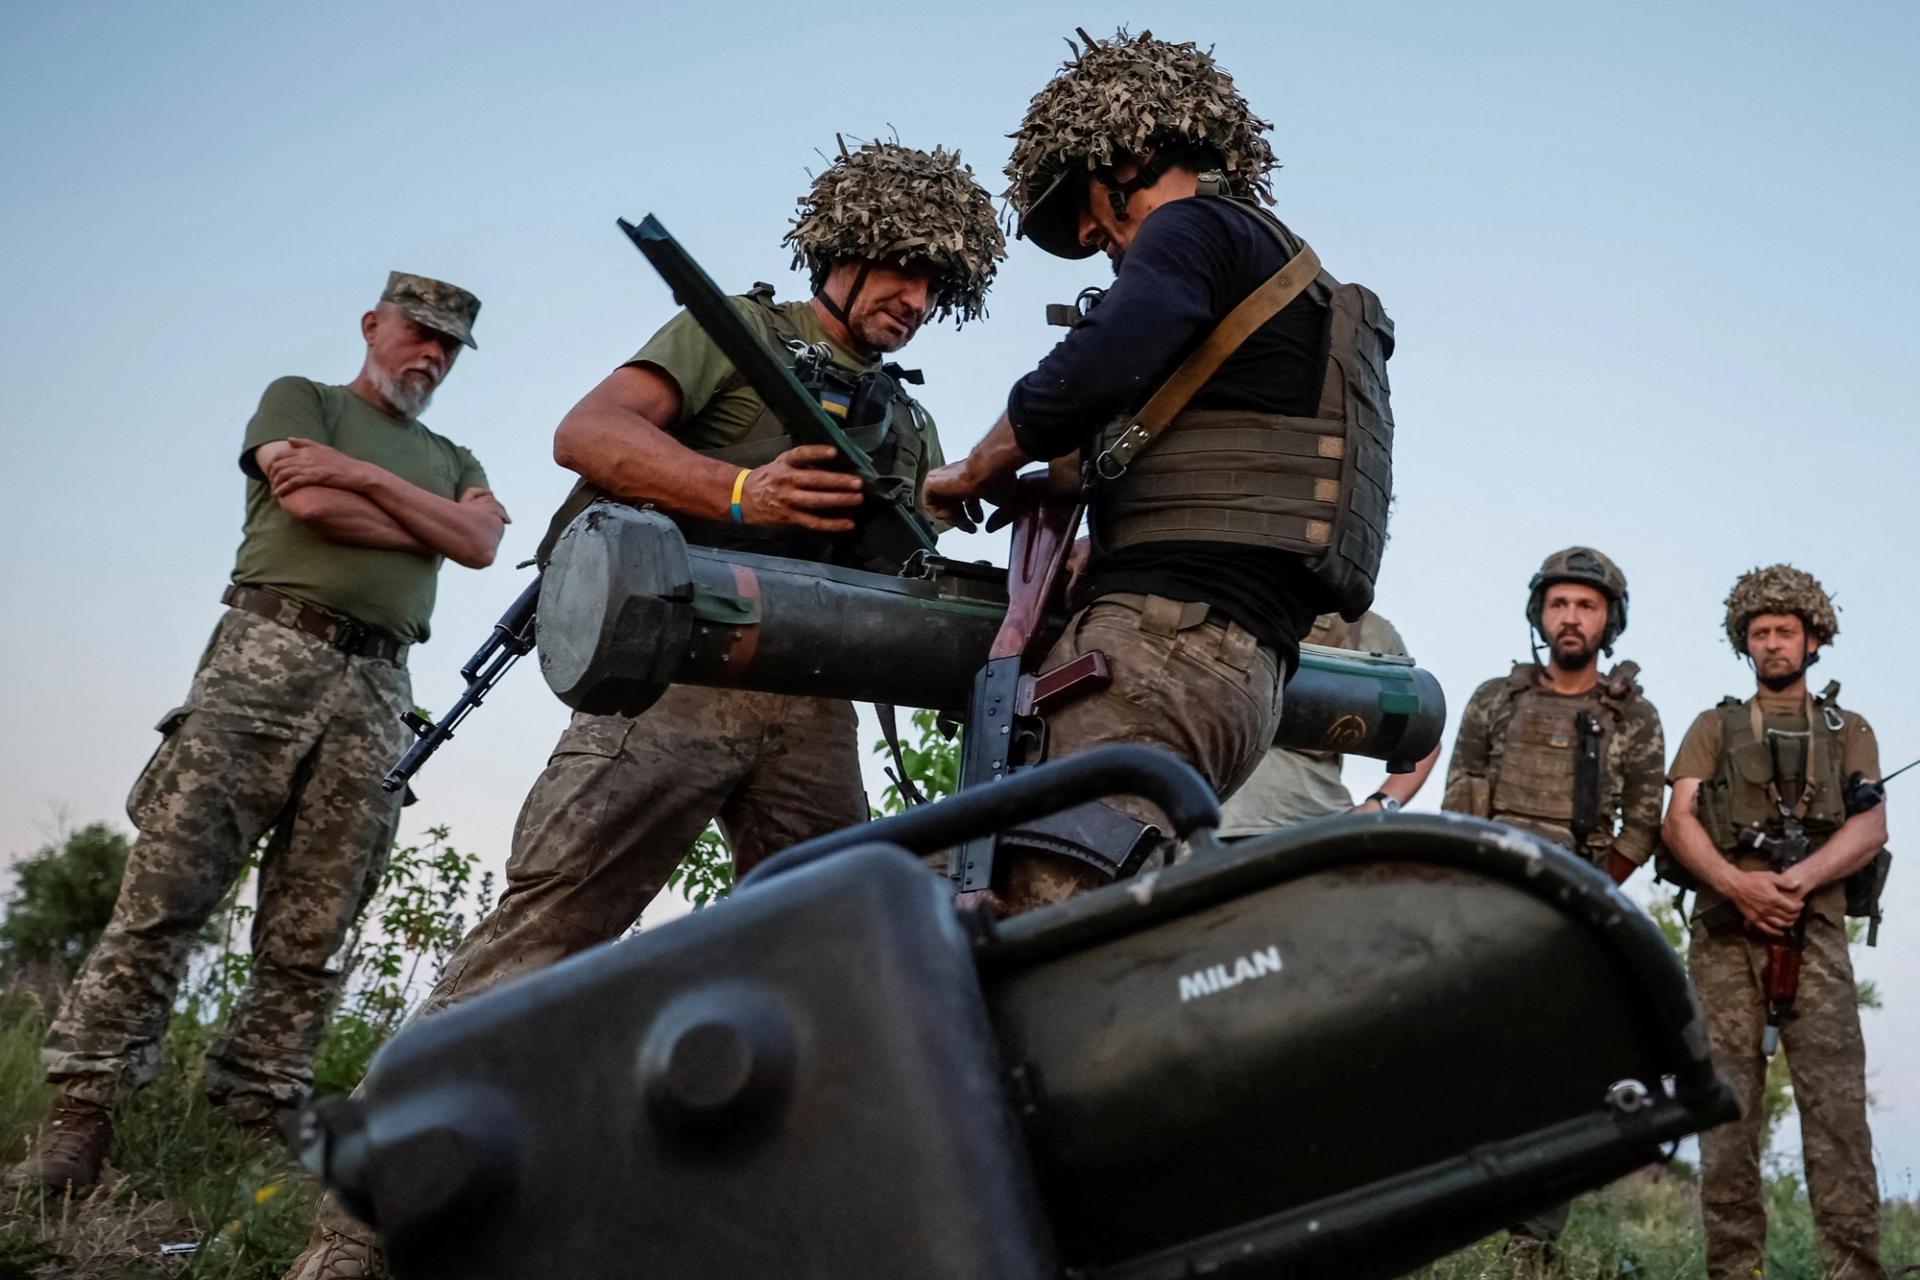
left=1441, top=680, right=1505, bottom=815
left=453, top=444, right=490, bottom=494
left=910, top=397, right=946, bottom=477
left=1006, top=199, right=1237, bottom=460
left=625, top=297, right=767, bottom=427
left=1841, top=711, right=1881, bottom=780
left=1358, top=612, right=1409, bottom=658
left=1667, top=710, right=1723, bottom=783
left=1612, top=698, right=1667, bottom=864
left=241, top=376, right=329, bottom=478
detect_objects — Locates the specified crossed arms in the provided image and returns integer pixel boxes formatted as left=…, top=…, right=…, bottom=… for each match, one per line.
left=254, top=438, right=508, bottom=568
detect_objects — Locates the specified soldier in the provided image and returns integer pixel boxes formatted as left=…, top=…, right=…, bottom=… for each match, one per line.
left=1443, top=548, right=1665, bottom=883
left=1662, top=565, right=1888, bottom=1280
left=1441, top=547, right=1664, bottom=1263
left=282, top=141, right=1001, bottom=1279
left=1217, top=611, right=1439, bottom=834
left=13, top=274, right=505, bottom=1195
left=923, top=29, right=1396, bottom=912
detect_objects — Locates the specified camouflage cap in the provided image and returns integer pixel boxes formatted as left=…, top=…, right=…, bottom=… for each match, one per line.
left=381, top=271, right=481, bottom=349
left=784, top=139, right=1005, bottom=326
left=1005, top=28, right=1278, bottom=259
left=1724, top=563, right=1839, bottom=652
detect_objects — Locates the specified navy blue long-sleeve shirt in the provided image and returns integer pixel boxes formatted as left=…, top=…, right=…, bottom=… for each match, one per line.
left=1007, top=196, right=1330, bottom=666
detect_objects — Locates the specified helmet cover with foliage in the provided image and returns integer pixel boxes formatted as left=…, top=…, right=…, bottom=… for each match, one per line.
left=1527, top=546, right=1629, bottom=653
left=784, top=138, right=1004, bottom=325
left=1004, top=28, right=1278, bottom=259
left=1723, top=563, right=1838, bottom=653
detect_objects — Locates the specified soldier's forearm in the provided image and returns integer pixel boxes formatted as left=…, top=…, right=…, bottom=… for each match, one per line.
left=1790, top=808, right=1889, bottom=893
left=1661, top=802, right=1739, bottom=895
left=280, top=486, right=432, bottom=554
left=359, top=469, right=505, bottom=569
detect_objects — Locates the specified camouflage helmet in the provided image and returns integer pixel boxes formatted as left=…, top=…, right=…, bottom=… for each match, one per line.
left=1526, top=546, right=1629, bottom=653
left=784, top=138, right=1004, bottom=326
left=1004, top=28, right=1278, bottom=259
left=1723, top=564, right=1839, bottom=653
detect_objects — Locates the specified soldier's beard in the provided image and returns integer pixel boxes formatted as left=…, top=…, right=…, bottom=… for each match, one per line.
left=371, top=365, right=437, bottom=417
left=1756, top=648, right=1816, bottom=691
left=1549, top=633, right=1597, bottom=672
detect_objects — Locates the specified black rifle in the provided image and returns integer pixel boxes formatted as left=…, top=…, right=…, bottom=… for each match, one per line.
left=382, top=576, right=540, bottom=793
left=1746, top=819, right=1814, bottom=1056
left=617, top=215, right=939, bottom=558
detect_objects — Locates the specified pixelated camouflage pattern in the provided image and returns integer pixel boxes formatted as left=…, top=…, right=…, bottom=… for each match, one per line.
left=1724, top=562, right=1839, bottom=652
left=1005, top=28, right=1278, bottom=219
left=45, top=609, right=409, bottom=1110
left=1441, top=664, right=1666, bottom=864
left=785, top=139, right=1004, bottom=325
left=380, top=270, right=481, bottom=349
left=997, top=593, right=1281, bottom=915
left=1690, top=914, right=1885, bottom=1280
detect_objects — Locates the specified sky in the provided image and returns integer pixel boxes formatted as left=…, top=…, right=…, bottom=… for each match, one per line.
left=2, top=0, right=1916, bottom=1184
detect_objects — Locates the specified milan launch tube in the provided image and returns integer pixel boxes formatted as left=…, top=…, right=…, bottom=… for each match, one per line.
left=537, top=501, right=1444, bottom=770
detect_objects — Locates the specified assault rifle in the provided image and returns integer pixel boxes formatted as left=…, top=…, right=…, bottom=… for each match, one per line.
left=382, top=577, right=540, bottom=793
left=378, top=214, right=940, bottom=788
left=1745, top=819, right=1814, bottom=1056
left=947, top=468, right=1163, bottom=897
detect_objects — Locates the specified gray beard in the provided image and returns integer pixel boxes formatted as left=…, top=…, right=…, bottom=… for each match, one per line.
left=371, top=366, right=435, bottom=418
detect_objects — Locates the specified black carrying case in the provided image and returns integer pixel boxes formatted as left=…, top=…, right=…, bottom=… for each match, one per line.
left=306, top=747, right=1732, bottom=1280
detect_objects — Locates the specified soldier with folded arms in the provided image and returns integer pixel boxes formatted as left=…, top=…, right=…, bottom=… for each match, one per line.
left=13, top=273, right=505, bottom=1196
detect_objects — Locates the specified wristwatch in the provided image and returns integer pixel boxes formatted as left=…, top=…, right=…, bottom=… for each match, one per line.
left=1367, top=791, right=1402, bottom=813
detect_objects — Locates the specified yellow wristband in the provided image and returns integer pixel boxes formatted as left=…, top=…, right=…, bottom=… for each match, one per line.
left=729, top=468, right=750, bottom=524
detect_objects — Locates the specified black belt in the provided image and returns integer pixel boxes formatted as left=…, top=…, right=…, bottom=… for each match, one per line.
left=222, top=585, right=408, bottom=663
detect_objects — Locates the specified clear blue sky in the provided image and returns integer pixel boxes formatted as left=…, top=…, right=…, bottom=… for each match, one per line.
left=2, top=0, right=1916, bottom=1183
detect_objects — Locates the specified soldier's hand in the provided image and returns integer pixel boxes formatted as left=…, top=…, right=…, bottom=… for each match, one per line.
left=460, top=488, right=512, bottom=524
left=739, top=445, right=864, bottom=532
left=266, top=437, right=374, bottom=497
left=1726, top=869, right=1803, bottom=936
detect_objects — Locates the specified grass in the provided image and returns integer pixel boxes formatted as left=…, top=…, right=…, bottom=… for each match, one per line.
left=0, top=996, right=1916, bottom=1279
left=0, top=998, right=315, bottom=1280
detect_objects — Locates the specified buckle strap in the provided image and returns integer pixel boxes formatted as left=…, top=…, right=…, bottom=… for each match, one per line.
left=222, top=585, right=407, bottom=663
left=1095, top=241, right=1322, bottom=480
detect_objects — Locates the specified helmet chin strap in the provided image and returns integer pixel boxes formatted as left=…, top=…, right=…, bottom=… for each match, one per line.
left=816, top=260, right=874, bottom=331
left=1095, top=150, right=1169, bottom=223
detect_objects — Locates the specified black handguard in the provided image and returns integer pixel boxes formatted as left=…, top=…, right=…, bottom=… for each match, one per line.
left=382, top=576, right=541, bottom=792
left=618, top=214, right=939, bottom=558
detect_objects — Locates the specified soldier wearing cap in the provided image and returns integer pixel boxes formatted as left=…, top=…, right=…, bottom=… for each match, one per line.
left=280, top=142, right=1000, bottom=1280
left=1441, top=547, right=1664, bottom=1262
left=1663, top=565, right=1888, bottom=1280
left=923, top=29, right=1397, bottom=911
left=14, top=273, right=506, bottom=1196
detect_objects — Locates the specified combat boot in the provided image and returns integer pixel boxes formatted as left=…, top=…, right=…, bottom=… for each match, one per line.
left=283, top=1226, right=386, bottom=1280
left=213, top=1093, right=294, bottom=1148
left=12, top=1093, right=113, bottom=1195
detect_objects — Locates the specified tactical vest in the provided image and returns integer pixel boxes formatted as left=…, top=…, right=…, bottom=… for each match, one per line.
left=1486, top=663, right=1643, bottom=853
left=537, top=285, right=929, bottom=571
left=1094, top=198, right=1394, bottom=620
left=1695, top=690, right=1849, bottom=855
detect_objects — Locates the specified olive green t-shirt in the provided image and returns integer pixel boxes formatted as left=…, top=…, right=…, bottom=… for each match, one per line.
left=626, top=292, right=945, bottom=472
left=1668, top=689, right=1879, bottom=786
left=233, top=376, right=488, bottom=642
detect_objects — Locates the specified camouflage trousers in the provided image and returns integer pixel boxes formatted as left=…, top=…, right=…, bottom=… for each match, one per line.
left=1690, top=911, right=1885, bottom=1280
left=46, top=608, right=410, bottom=1110
left=420, top=684, right=866, bottom=1015
left=1001, top=592, right=1282, bottom=914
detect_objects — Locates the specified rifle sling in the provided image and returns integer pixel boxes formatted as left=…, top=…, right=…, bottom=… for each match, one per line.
left=1098, top=241, right=1322, bottom=475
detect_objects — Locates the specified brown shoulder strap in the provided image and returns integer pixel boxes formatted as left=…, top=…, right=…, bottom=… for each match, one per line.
left=1095, top=240, right=1321, bottom=479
